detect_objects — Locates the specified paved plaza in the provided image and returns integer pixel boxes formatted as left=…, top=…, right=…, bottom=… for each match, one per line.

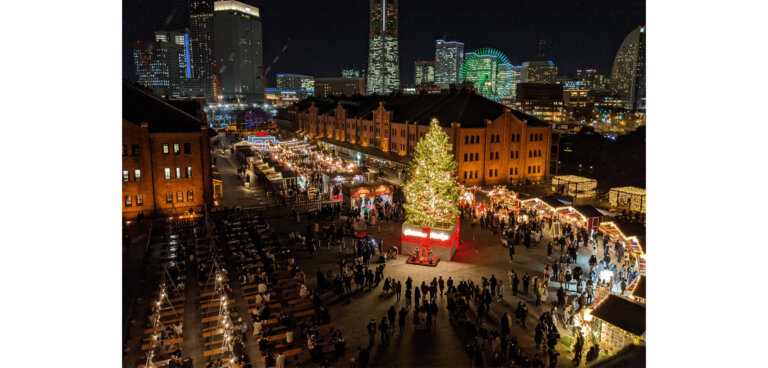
left=124, top=143, right=607, bottom=367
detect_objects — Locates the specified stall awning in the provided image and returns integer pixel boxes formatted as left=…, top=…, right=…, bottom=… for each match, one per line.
left=591, top=294, right=646, bottom=337
left=355, top=231, right=368, bottom=238
left=573, top=205, right=603, bottom=219
left=630, top=276, right=646, bottom=300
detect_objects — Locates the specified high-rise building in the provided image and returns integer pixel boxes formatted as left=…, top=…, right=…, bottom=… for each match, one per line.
left=435, top=40, right=464, bottom=89
left=213, top=0, right=265, bottom=104
left=342, top=63, right=367, bottom=79
left=576, top=69, right=608, bottom=91
left=133, top=30, right=191, bottom=98
left=188, top=0, right=215, bottom=101
left=611, top=26, right=646, bottom=110
left=521, top=61, right=558, bottom=84
left=277, top=74, right=314, bottom=92
left=459, top=48, right=514, bottom=102
left=414, top=60, right=435, bottom=87
left=366, top=0, right=400, bottom=95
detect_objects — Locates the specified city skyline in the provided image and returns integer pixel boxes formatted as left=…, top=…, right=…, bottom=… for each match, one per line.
left=123, top=0, right=645, bottom=87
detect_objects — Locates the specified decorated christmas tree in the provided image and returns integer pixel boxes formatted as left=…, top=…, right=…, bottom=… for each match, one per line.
left=403, top=118, right=462, bottom=229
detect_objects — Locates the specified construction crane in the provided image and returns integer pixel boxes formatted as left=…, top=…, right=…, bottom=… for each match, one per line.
left=259, top=37, right=291, bottom=89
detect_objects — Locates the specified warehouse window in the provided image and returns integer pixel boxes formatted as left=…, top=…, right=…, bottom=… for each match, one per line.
left=125, top=195, right=132, bottom=207
left=136, top=194, right=143, bottom=206
left=184, top=143, right=191, bottom=154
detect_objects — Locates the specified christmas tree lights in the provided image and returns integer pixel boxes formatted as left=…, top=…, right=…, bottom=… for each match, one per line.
left=403, top=118, right=462, bottom=228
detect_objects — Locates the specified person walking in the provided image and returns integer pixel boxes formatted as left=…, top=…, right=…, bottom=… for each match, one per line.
left=438, top=276, right=445, bottom=297
left=398, top=307, right=407, bottom=333
left=367, top=319, right=376, bottom=346
left=395, top=281, right=402, bottom=302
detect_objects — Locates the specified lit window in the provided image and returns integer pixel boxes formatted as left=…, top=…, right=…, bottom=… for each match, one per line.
left=125, top=195, right=132, bottom=207
left=187, top=191, right=194, bottom=202
left=166, top=192, right=173, bottom=204
left=135, top=169, right=141, bottom=181
left=187, top=167, right=192, bottom=178
left=164, top=168, right=171, bottom=179
left=163, top=144, right=169, bottom=154
left=175, top=167, right=181, bottom=178
left=136, top=194, right=143, bottom=206
left=123, top=170, right=129, bottom=182
left=177, top=192, right=184, bottom=203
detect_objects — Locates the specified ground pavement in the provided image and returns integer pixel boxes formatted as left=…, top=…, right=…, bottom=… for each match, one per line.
left=266, top=213, right=599, bottom=368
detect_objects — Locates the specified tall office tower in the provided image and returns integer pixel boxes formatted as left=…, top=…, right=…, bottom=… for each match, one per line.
left=509, top=65, right=523, bottom=103
left=133, top=30, right=191, bottom=98
left=435, top=40, right=464, bottom=89
left=611, top=26, right=646, bottom=110
left=188, top=0, right=215, bottom=100
left=277, top=74, right=315, bottom=92
left=413, top=60, right=435, bottom=86
left=366, top=0, right=400, bottom=95
left=342, top=63, right=367, bottom=79
left=213, top=0, right=264, bottom=104
left=521, top=61, right=558, bottom=84
left=576, top=68, right=608, bottom=91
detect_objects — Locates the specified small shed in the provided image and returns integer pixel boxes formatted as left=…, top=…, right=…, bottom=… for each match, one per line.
left=591, top=294, right=646, bottom=354
left=551, top=175, right=597, bottom=198
left=573, top=205, right=604, bottom=232
left=609, top=187, right=646, bottom=213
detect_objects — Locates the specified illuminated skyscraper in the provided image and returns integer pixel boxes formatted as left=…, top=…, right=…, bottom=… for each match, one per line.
left=435, top=40, right=464, bottom=89
left=413, top=60, right=435, bottom=87
left=521, top=61, right=558, bottom=84
left=213, top=0, right=264, bottom=104
left=133, top=30, right=191, bottom=98
left=342, top=63, right=367, bottom=79
left=366, top=0, right=400, bottom=95
left=611, top=26, right=646, bottom=109
left=188, top=0, right=215, bottom=101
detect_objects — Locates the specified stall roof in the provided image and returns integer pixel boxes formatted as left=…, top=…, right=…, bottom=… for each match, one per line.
left=615, top=220, right=646, bottom=252
left=343, top=179, right=392, bottom=189
left=631, top=276, right=646, bottom=300
left=591, top=295, right=646, bottom=337
left=586, top=344, right=645, bottom=368
left=540, top=194, right=569, bottom=209
left=573, top=205, right=603, bottom=219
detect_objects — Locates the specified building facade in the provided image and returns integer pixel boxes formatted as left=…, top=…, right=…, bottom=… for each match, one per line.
left=413, top=60, right=435, bottom=87
left=611, top=26, right=646, bottom=110
left=133, top=30, right=192, bottom=99
left=342, top=63, right=367, bottom=79
left=277, top=74, right=314, bottom=92
left=576, top=68, right=608, bottom=91
left=435, top=40, right=464, bottom=89
left=521, top=60, right=558, bottom=84
left=293, top=91, right=552, bottom=185
left=188, top=0, right=215, bottom=101
left=122, top=81, right=214, bottom=218
left=314, top=77, right=365, bottom=98
left=213, top=0, right=265, bottom=104
left=366, top=0, right=400, bottom=95
left=515, top=83, right=565, bottom=122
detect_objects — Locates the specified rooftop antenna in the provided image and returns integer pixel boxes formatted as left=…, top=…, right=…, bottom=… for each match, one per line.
left=537, top=40, right=547, bottom=60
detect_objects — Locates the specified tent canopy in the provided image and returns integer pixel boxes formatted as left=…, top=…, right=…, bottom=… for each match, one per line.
left=591, top=295, right=646, bottom=337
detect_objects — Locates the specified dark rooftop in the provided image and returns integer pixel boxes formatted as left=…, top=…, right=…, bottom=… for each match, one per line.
left=573, top=205, right=603, bottom=218
left=591, top=294, right=646, bottom=336
left=586, top=344, right=645, bottom=368
left=296, top=91, right=549, bottom=128
left=123, top=81, right=203, bottom=133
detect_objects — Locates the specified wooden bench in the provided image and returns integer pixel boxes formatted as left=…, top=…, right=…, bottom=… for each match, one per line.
left=141, top=337, right=182, bottom=351
left=294, top=309, right=314, bottom=318
left=260, top=347, right=303, bottom=363
left=137, top=358, right=171, bottom=368
left=202, top=312, right=238, bottom=324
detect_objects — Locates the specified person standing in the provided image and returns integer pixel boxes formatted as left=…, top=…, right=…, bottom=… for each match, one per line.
left=367, top=319, right=376, bottom=346
left=438, top=276, right=445, bottom=296
left=490, top=275, right=498, bottom=298
left=398, top=307, right=407, bottom=333
left=512, top=275, right=520, bottom=296
left=395, top=281, right=402, bottom=302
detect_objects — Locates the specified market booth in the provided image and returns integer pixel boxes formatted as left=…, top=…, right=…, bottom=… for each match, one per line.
left=628, top=275, right=646, bottom=303
left=488, top=186, right=521, bottom=214
left=609, top=186, right=646, bottom=213
left=572, top=205, right=604, bottom=232
left=521, top=194, right=570, bottom=220
left=341, top=180, right=393, bottom=210
left=590, top=294, right=646, bottom=355
left=323, top=172, right=366, bottom=201
left=599, top=220, right=646, bottom=275
left=551, top=175, right=597, bottom=198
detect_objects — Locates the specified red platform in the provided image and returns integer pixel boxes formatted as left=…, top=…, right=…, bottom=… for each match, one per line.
left=406, top=257, right=440, bottom=267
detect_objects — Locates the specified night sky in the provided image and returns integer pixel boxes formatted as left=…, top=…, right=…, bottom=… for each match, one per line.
left=123, top=0, right=645, bottom=86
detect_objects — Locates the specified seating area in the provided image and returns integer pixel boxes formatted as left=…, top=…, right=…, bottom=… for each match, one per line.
left=135, top=209, right=348, bottom=368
